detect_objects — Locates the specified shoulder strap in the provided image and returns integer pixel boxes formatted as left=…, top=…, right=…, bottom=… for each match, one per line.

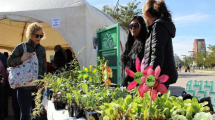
left=22, top=43, right=27, bottom=53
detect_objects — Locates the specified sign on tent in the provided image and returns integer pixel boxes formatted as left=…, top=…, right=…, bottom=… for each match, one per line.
left=52, top=17, right=60, bottom=28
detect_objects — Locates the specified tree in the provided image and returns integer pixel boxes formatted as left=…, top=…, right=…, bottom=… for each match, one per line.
left=194, top=46, right=215, bottom=69
left=194, top=51, right=206, bottom=67
left=186, top=56, right=193, bottom=66
left=102, top=0, right=142, bottom=33
left=207, top=45, right=215, bottom=67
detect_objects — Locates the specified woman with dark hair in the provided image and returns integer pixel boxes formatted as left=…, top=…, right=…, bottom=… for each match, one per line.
left=53, top=51, right=66, bottom=73
left=54, top=45, right=67, bottom=62
left=121, top=16, right=148, bottom=87
left=65, top=49, right=74, bottom=70
left=142, top=0, right=178, bottom=89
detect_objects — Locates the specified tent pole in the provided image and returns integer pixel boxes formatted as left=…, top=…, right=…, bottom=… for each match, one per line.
left=21, top=22, right=27, bottom=42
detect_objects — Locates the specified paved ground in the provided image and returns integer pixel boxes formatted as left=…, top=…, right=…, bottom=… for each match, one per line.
left=4, top=71, right=215, bottom=120
left=169, top=71, right=215, bottom=96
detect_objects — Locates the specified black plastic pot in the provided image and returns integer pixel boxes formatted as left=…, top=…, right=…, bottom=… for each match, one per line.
left=84, top=110, right=101, bottom=120
left=53, top=101, right=66, bottom=110
left=68, top=103, right=74, bottom=117
left=73, top=105, right=85, bottom=118
left=182, top=91, right=194, bottom=101
left=48, top=90, right=53, bottom=100
left=199, top=97, right=214, bottom=111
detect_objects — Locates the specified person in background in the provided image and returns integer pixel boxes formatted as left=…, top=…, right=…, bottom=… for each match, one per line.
left=7, top=22, right=47, bottom=120
left=121, top=16, right=148, bottom=87
left=187, top=65, right=190, bottom=72
left=47, top=62, right=51, bottom=73
left=3, top=52, right=8, bottom=59
left=179, top=62, right=182, bottom=72
left=54, top=45, right=67, bottom=61
left=142, top=0, right=178, bottom=89
left=0, top=53, right=7, bottom=72
left=0, top=52, right=9, bottom=118
left=65, top=49, right=74, bottom=70
left=0, top=60, right=5, bottom=120
left=53, top=51, right=66, bottom=73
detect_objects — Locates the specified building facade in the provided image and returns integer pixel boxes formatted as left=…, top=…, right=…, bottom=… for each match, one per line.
left=193, top=39, right=206, bottom=54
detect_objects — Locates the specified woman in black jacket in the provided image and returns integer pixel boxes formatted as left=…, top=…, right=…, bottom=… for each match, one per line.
left=121, top=16, right=148, bottom=87
left=7, top=22, right=47, bottom=120
left=142, top=0, right=178, bottom=88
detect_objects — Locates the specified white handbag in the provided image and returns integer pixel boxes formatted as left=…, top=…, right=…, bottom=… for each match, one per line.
left=8, top=43, right=39, bottom=88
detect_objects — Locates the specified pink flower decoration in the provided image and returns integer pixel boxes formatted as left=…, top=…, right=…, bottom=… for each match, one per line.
left=126, top=57, right=152, bottom=98
left=140, top=66, right=169, bottom=101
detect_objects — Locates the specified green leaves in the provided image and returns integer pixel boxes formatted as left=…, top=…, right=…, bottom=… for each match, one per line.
left=72, top=90, right=80, bottom=106
left=100, top=90, right=213, bottom=120
left=102, top=0, right=142, bottom=33
left=192, top=112, right=213, bottom=120
left=81, top=83, right=88, bottom=93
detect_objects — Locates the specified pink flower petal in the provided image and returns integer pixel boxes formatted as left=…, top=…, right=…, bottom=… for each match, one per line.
left=127, top=81, right=138, bottom=90
left=139, top=84, right=144, bottom=98
left=159, top=75, right=169, bottom=83
left=142, top=69, right=148, bottom=75
left=157, top=84, right=167, bottom=94
left=125, top=68, right=135, bottom=77
left=147, top=68, right=154, bottom=76
left=154, top=66, right=161, bottom=78
left=141, top=76, right=147, bottom=83
left=141, top=58, right=145, bottom=72
left=150, top=89, right=158, bottom=101
left=140, top=84, right=150, bottom=94
left=142, top=66, right=153, bottom=75
left=136, top=58, right=141, bottom=72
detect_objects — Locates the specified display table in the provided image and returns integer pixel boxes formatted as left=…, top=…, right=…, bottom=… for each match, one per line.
left=42, top=90, right=86, bottom=120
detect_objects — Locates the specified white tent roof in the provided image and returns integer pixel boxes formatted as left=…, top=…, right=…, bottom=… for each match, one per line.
left=0, top=0, right=127, bottom=68
left=0, top=0, right=85, bottom=12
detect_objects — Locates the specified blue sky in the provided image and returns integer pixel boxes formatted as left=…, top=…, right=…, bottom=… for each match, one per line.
left=87, top=0, right=215, bottom=58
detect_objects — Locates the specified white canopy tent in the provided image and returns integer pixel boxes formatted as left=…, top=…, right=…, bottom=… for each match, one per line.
left=0, top=0, right=127, bottom=68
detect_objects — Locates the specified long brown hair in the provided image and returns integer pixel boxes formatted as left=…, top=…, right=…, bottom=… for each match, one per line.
left=142, top=0, right=172, bottom=22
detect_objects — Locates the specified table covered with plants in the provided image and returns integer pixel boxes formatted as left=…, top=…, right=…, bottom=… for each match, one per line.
left=32, top=57, right=214, bottom=120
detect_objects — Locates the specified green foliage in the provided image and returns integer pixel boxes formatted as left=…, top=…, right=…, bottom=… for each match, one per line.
left=94, top=57, right=108, bottom=83
left=102, top=0, right=142, bottom=33
left=194, top=44, right=215, bottom=68
left=99, top=91, right=210, bottom=120
left=192, top=112, right=213, bottom=120
left=32, top=51, right=213, bottom=120
left=180, top=56, right=193, bottom=67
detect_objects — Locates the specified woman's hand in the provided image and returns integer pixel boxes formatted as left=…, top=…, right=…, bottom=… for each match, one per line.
left=21, top=52, right=31, bottom=62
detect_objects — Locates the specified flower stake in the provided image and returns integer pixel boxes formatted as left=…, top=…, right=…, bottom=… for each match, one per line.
left=126, top=57, right=152, bottom=97
left=78, top=65, right=97, bottom=82
left=142, top=66, right=169, bottom=120
left=102, top=62, right=113, bottom=88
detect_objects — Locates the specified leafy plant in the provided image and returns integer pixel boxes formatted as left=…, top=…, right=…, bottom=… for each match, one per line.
left=99, top=91, right=211, bottom=120
left=192, top=112, right=212, bottom=120
left=78, top=65, right=97, bottom=82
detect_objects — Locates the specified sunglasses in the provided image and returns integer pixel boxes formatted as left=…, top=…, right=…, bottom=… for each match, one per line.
left=34, top=34, right=44, bottom=38
left=129, top=23, right=140, bottom=29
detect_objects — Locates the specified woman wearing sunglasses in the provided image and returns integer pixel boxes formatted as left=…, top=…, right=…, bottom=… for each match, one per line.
left=142, top=0, right=178, bottom=89
left=8, top=22, right=47, bottom=120
left=121, top=16, right=148, bottom=87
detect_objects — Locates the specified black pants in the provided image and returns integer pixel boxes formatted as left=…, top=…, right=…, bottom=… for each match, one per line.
left=0, top=83, right=4, bottom=119
left=3, top=80, right=10, bottom=117
left=11, top=89, right=20, bottom=120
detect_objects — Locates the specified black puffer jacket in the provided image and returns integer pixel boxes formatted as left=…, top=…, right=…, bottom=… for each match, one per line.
left=144, top=19, right=178, bottom=85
